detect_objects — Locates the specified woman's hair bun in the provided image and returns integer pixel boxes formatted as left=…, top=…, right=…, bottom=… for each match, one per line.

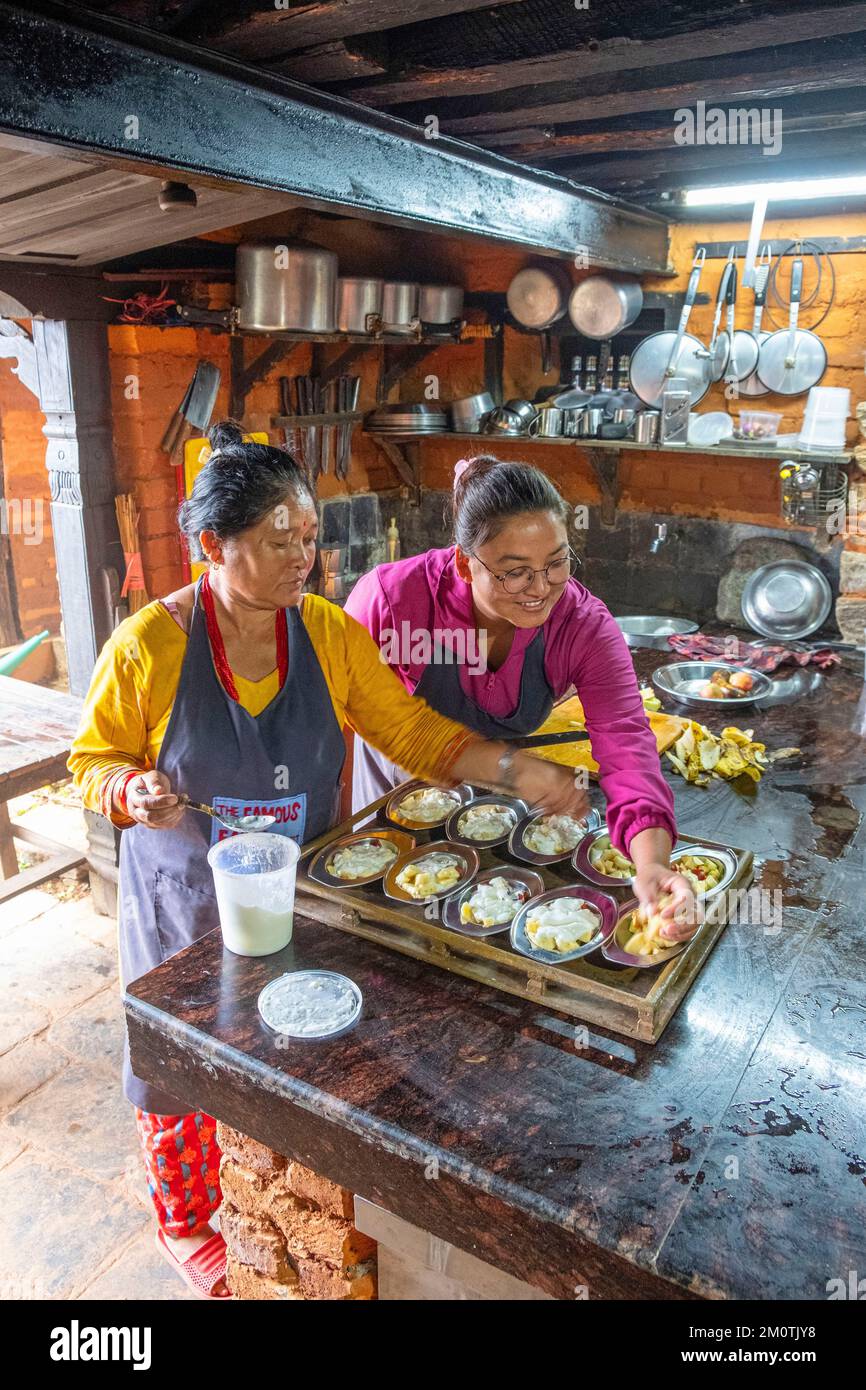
left=207, top=419, right=245, bottom=452
left=450, top=452, right=568, bottom=552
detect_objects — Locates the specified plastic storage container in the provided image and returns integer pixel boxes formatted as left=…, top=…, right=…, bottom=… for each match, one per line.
left=207, top=833, right=300, bottom=957
left=734, top=410, right=782, bottom=443
left=798, top=386, right=850, bottom=451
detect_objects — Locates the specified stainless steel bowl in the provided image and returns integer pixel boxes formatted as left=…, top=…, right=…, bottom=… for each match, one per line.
left=615, top=615, right=699, bottom=650
left=741, top=561, right=833, bottom=641
left=449, top=392, right=495, bottom=433
left=652, top=661, right=774, bottom=708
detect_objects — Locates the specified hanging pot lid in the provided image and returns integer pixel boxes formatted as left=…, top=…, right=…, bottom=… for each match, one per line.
left=629, top=249, right=710, bottom=407
left=756, top=257, right=827, bottom=395
left=719, top=260, right=759, bottom=383
left=740, top=252, right=773, bottom=398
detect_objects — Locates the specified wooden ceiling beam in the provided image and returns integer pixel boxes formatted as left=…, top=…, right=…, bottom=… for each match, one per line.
left=187, top=0, right=526, bottom=62
left=445, top=50, right=866, bottom=136
left=265, top=38, right=388, bottom=84
left=344, top=2, right=866, bottom=107
left=496, top=106, right=866, bottom=162
left=552, top=132, right=866, bottom=188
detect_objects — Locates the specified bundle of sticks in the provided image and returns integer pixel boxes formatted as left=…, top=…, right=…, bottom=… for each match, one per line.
left=114, top=493, right=148, bottom=613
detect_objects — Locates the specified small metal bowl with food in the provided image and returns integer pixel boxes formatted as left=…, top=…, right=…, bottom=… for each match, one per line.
left=307, top=828, right=415, bottom=890
left=510, top=885, right=618, bottom=965
left=601, top=896, right=699, bottom=969
left=509, top=806, right=601, bottom=866
left=573, top=825, right=636, bottom=886
left=385, top=780, right=474, bottom=831
left=670, top=844, right=738, bottom=898
left=383, top=840, right=479, bottom=905
left=444, top=794, right=528, bottom=849
left=652, top=661, right=773, bottom=709
left=441, top=865, right=544, bottom=938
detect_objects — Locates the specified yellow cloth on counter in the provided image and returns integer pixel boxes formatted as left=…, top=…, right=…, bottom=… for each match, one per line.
left=69, top=594, right=472, bottom=827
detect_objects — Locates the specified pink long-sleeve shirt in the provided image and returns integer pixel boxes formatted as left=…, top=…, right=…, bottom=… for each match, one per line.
left=345, top=547, right=676, bottom=854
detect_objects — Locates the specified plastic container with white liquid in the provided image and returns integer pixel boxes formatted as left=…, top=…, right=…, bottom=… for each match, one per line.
left=207, top=833, right=300, bottom=957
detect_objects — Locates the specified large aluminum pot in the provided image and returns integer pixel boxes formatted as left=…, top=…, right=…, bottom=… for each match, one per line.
left=336, top=276, right=384, bottom=334
left=419, top=283, right=464, bottom=325
left=382, top=281, right=420, bottom=333
left=236, top=240, right=338, bottom=333
left=568, top=275, right=643, bottom=338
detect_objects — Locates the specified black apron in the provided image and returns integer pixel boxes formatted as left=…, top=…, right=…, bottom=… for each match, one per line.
left=352, top=628, right=554, bottom=810
left=119, top=584, right=345, bottom=1113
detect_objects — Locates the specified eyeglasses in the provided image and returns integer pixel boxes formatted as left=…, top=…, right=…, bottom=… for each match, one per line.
left=471, top=549, right=578, bottom=595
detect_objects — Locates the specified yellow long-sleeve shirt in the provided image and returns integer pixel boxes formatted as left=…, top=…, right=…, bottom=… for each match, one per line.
left=69, top=593, right=473, bottom=827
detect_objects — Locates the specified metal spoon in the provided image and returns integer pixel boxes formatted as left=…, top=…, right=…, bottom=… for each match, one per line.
left=179, top=795, right=276, bottom=832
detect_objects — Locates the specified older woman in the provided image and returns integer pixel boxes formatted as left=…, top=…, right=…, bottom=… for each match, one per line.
left=69, top=425, right=585, bottom=1298
left=347, top=453, right=697, bottom=932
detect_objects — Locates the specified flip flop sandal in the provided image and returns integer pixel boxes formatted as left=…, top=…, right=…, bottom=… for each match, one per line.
left=155, top=1228, right=232, bottom=1299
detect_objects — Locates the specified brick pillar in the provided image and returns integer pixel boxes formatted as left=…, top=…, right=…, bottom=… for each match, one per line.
left=216, top=1123, right=377, bottom=1301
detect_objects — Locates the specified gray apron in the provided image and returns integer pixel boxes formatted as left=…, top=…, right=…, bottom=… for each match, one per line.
left=352, top=628, right=553, bottom=810
left=119, top=583, right=345, bottom=1113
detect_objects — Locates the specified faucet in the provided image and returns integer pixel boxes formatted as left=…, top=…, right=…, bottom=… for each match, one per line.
left=649, top=523, right=668, bottom=554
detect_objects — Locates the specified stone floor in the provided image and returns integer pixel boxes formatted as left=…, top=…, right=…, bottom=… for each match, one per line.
left=0, top=786, right=195, bottom=1301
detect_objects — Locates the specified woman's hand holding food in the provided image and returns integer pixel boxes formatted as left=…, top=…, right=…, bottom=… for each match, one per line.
left=629, top=826, right=700, bottom=942
left=121, top=769, right=185, bottom=830
left=632, top=863, right=700, bottom=942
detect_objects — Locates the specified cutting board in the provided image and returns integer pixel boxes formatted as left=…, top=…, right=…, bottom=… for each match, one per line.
left=527, top=695, right=686, bottom=777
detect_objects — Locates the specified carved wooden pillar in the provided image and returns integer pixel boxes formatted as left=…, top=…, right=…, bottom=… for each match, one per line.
left=31, top=320, right=123, bottom=695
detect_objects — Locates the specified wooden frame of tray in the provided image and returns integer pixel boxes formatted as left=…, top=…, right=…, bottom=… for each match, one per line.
left=297, top=792, right=753, bottom=1045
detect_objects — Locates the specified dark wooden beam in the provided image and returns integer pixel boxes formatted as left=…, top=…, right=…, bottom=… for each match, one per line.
left=188, top=0, right=525, bottom=62
left=266, top=37, right=388, bottom=84
left=345, top=2, right=866, bottom=107
left=445, top=48, right=866, bottom=136
left=0, top=3, right=670, bottom=272
left=492, top=107, right=866, bottom=162
left=553, top=132, right=866, bottom=187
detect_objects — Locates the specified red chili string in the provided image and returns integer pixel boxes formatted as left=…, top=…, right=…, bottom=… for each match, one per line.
left=201, top=572, right=288, bottom=701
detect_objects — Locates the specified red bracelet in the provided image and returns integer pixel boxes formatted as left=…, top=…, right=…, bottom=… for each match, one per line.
left=116, top=769, right=144, bottom=815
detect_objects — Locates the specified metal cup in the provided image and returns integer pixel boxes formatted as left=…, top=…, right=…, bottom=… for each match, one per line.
left=633, top=410, right=660, bottom=444
left=561, top=407, right=586, bottom=438
left=531, top=405, right=564, bottom=438
left=578, top=408, right=604, bottom=437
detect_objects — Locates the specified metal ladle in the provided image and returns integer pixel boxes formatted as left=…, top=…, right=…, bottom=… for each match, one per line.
left=179, top=795, right=276, bottom=832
